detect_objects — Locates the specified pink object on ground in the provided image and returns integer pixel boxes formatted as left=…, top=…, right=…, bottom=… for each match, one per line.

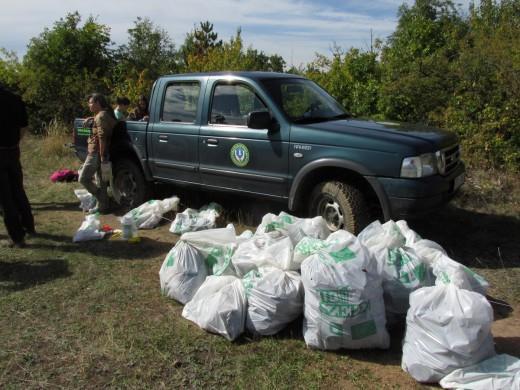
left=50, top=169, right=79, bottom=183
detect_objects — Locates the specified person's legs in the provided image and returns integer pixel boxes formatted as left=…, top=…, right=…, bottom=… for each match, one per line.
left=96, top=166, right=110, bottom=212
left=79, top=153, right=109, bottom=212
left=0, top=152, right=25, bottom=244
left=10, top=151, right=35, bottom=234
left=79, top=153, right=100, bottom=197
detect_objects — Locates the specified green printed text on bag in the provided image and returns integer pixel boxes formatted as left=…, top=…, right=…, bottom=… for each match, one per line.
left=242, top=269, right=261, bottom=296
left=295, top=237, right=330, bottom=256
left=264, top=214, right=295, bottom=232
left=206, top=245, right=234, bottom=275
left=166, top=253, right=175, bottom=267
left=318, top=287, right=370, bottom=318
left=329, top=322, right=344, bottom=336
left=327, top=246, right=356, bottom=263
left=388, top=248, right=426, bottom=285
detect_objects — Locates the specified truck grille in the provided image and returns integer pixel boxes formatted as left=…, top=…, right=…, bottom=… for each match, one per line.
left=438, top=144, right=461, bottom=175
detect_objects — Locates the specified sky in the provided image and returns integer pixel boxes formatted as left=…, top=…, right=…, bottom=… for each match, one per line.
left=0, top=0, right=474, bottom=67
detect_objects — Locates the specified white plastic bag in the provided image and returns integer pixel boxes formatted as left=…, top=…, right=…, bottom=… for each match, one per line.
left=124, top=196, right=180, bottom=229
left=406, top=235, right=489, bottom=295
left=439, top=354, right=520, bottom=390
left=181, top=226, right=237, bottom=276
left=293, top=236, right=332, bottom=266
left=301, top=230, right=389, bottom=350
left=236, top=229, right=253, bottom=243
left=232, top=230, right=294, bottom=276
left=170, top=202, right=222, bottom=234
left=432, top=253, right=489, bottom=295
left=74, top=188, right=96, bottom=212
left=255, top=212, right=330, bottom=245
left=401, top=284, right=495, bottom=383
left=358, top=220, right=406, bottom=255
left=182, top=275, right=247, bottom=341
left=409, top=238, right=447, bottom=265
left=243, top=267, right=304, bottom=335
left=73, top=213, right=105, bottom=242
left=358, top=220, right=433, bottom=319
left=395, top=220, right=422, bottom=245
left=159, top=241, right=207, bottom=304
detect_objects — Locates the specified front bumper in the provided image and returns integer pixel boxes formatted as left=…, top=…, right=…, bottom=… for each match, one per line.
left=376, top=162, right=465, bottom=219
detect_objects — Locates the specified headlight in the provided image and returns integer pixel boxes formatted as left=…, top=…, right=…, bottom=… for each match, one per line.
left=401, top=153, right=438, bottom=178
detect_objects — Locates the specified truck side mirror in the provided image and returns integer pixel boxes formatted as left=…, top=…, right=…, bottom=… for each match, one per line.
left=247, top=111, right=272, bottom=130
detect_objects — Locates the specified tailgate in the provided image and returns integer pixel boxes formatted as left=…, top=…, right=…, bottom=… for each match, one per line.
left=73, top=118, right=90, bottom=162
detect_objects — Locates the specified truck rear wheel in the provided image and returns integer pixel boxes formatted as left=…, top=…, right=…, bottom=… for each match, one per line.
left=112, top=158, right=149, bottom=210
left=308, top=181, right=369, bottom=234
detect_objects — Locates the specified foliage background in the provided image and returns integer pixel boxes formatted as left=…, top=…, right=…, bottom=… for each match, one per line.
left=1, top=0, right=518, bottom=172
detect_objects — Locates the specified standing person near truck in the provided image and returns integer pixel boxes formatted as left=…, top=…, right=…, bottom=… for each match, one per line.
left=114, top=96, right=130, bottom=121
left=79, top=93, right=117, bottom=214
left=128, top=95, right=150, bottom=121
left=0, top=83, right=35, bottom=248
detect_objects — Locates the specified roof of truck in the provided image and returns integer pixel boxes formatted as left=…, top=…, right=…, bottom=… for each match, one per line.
left=158, top=71, right=304, bottom=80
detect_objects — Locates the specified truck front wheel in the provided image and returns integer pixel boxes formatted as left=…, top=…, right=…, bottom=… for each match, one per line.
left=112, top=158, right=149, bottom=210
left=308, top=181, right=369, bottom=234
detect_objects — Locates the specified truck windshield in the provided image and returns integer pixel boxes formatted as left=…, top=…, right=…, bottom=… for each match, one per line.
left=261, top=78, right=349, bottom=124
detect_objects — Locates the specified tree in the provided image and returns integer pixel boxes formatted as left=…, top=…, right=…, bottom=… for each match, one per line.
left=0, top=49, right=23, bottom=93
left=184, top=26, right=285, bottom=72
left=180, top=21, right=222, bottom=69
left=444, top=0, right=520, bottom=171
left=116, top=17, right=178, bottom=81
left=112, top=17, right=178, bottom=104
left=304, top=47, right=381, bottom=117
left=243, top=48, right=285, bottom=72
left=22, top=12, right=112, bottom=127
left=379, top=0, right=467, bottom=122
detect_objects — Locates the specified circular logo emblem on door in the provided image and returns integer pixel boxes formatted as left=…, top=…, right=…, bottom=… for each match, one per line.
left=230, top=143, right=250, bottom=167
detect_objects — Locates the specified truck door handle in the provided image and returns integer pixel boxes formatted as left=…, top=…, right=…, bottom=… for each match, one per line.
left=159, top=135, right=168, bottom=143
left=207, top=138, right=219, bottom=146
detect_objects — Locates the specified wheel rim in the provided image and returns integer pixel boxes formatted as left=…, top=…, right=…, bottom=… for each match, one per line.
left=114, top=168, right=138, bottom=206
left=316, top=196, right=344, bottom=232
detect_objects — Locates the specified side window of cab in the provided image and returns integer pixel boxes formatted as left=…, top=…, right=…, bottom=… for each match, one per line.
left=209, top=83, right=267, bottom=126
left=162, top=82, right=201, bottom=123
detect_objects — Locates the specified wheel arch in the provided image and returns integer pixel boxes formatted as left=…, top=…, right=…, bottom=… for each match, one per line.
left=288, top=159, right=391, bottom=221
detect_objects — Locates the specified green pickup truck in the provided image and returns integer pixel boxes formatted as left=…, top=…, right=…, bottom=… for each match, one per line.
left=74, top=72, right=465, bottom=233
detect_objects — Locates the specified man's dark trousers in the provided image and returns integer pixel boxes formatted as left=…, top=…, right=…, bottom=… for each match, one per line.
left=0, top=147, right=34, bottom=243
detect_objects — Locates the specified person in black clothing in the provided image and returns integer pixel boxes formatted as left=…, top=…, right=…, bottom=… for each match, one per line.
left=0, top=84, right=35, bottom=248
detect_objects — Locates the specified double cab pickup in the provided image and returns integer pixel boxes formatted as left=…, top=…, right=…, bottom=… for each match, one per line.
left=74, top=72, right=465, bottom=233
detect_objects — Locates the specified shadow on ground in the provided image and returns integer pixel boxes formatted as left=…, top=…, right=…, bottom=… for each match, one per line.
left=155, top=183, right=520, bottom=268
left=239, top=315, right=406, bottom=366
left=30, top=236, right=173, bottom=261
left=31, top=201, right=80, bottom=212
left=495, top=337, right=520, bottom=358
left=409, top=205, right=520, bottom=269
left=0, top=259, right=71, bottom=292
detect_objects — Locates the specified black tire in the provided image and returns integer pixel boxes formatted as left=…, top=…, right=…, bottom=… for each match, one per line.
left=308, top=181, right=369, bottom=234
left=112, top=158, right=150, bottom=210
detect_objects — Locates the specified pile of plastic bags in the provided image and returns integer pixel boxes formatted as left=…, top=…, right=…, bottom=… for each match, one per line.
left=159, top=213, right=507, bottom=388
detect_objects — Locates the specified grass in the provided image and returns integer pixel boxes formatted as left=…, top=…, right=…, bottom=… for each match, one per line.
left=0, top=135, right=519, bottom=388
left=40, top=119, right=75, bottom=159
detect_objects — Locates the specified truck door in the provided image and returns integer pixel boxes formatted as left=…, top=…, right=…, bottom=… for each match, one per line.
left=199, top=82, right=289, bottom=198
left=148, top=81, right=202, bottom=184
